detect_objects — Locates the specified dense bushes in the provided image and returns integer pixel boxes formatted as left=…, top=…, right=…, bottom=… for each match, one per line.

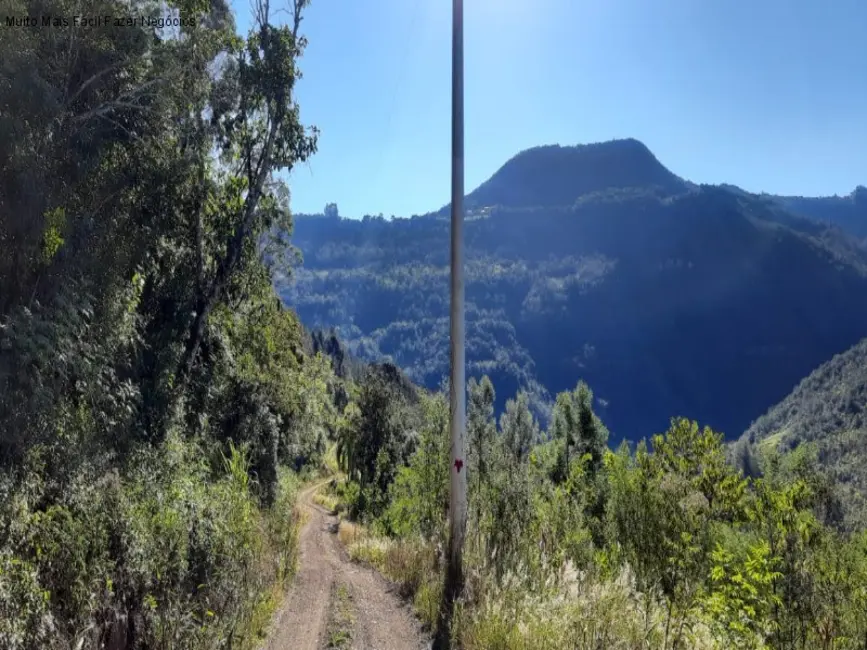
left=0, top=285, right=332, bottom=650
left=0, top=436, right=304, bottom=649
left=0, top=0, right=334, bottom=646
left=331, top=373, right=867, bottom=650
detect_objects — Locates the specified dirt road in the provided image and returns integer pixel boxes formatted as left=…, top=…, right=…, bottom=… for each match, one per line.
left=262, top=480, right=430, bottom=650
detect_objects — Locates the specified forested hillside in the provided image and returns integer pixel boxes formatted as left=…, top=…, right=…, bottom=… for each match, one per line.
left=771, top=186, right=867, bottom=242
left=740, top=337, right=867, bottom=529
left=283, top=145, right=867, bottom=441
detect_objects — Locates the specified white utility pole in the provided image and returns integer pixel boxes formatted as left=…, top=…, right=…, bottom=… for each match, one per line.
left=445, top=0, right=467, bottom=617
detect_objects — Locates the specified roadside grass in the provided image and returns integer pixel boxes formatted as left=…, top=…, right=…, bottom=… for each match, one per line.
left=313, top=488, right=341, bottom=514
left=343, top=524, right=443, bottom=633
left=321, top=480, right=718, bottom=650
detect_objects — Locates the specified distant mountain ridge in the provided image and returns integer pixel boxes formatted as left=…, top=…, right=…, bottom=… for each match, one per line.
left=456, top=139, right=689, bottom=212
left=715, top=183, right=867, bottom=243
left=285, top=139, right=867, bottom=442
left=771, top=187, right=867, bottom=241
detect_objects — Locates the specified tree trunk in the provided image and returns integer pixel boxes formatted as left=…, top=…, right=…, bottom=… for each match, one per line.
left=172, top=120, right=278, bottom=406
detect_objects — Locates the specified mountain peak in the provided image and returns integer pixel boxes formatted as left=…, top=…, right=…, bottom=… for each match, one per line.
left=465, top=139, right=687, bottom=210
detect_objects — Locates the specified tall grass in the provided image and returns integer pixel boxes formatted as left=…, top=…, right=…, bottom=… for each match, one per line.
left=333, top=499, right=717, bottom=650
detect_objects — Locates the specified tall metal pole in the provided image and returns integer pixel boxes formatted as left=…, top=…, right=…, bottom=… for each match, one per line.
left=445, top=0, right=467, bottom=621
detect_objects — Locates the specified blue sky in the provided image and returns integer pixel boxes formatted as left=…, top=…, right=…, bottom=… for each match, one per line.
left=231, top=0, right=867, bottom=218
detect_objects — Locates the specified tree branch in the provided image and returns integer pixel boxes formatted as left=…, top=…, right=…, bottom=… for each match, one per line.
left=68, top=79, right=166, bottom=125
left=65, top=62, right=123, bottom=107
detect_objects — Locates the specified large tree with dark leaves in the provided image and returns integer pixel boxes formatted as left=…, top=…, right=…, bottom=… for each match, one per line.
left=0, top=0, right=319, bottom=462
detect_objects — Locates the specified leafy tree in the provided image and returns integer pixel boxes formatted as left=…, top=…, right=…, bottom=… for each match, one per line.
left=336, top=364, right=418, bottom=518
left=531, top=449, right=595, bottom=574
left=550, top=389, right=578, bottom=484
left=549, top=381, right=610, bottom=547
left=467, top=375, right=496, bottom=521
left=384, top=391, right=449, bottom=540
left=704, top=537, right=782, bottom=649
left=499, top=391, right=540, bottom=463
left=651, top=418, right=748, bottom=522
left=608, top=420, right=747, bottom=649
left=574, top=381, right=608, bottom=475
left=169, top=0, right=319, bottom=431
left=746, top=446, right=838, bottom=650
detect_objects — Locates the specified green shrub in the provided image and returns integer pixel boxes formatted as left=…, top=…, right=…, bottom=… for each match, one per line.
left=0, top=435, right=303, bottom=650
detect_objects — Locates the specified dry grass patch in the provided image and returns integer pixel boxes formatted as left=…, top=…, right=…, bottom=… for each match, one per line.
left=338, top=519, right=367, bottom=548
left=313, top=490, right=339, bottom=514
left=344, top=531, right=442, bottom=631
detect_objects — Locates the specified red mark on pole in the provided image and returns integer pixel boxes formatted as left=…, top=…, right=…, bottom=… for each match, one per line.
left=454, top=458, right=464, bottom=473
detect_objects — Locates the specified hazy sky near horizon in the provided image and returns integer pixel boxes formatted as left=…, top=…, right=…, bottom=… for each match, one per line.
left=231, top=0, right=867, bottom=218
